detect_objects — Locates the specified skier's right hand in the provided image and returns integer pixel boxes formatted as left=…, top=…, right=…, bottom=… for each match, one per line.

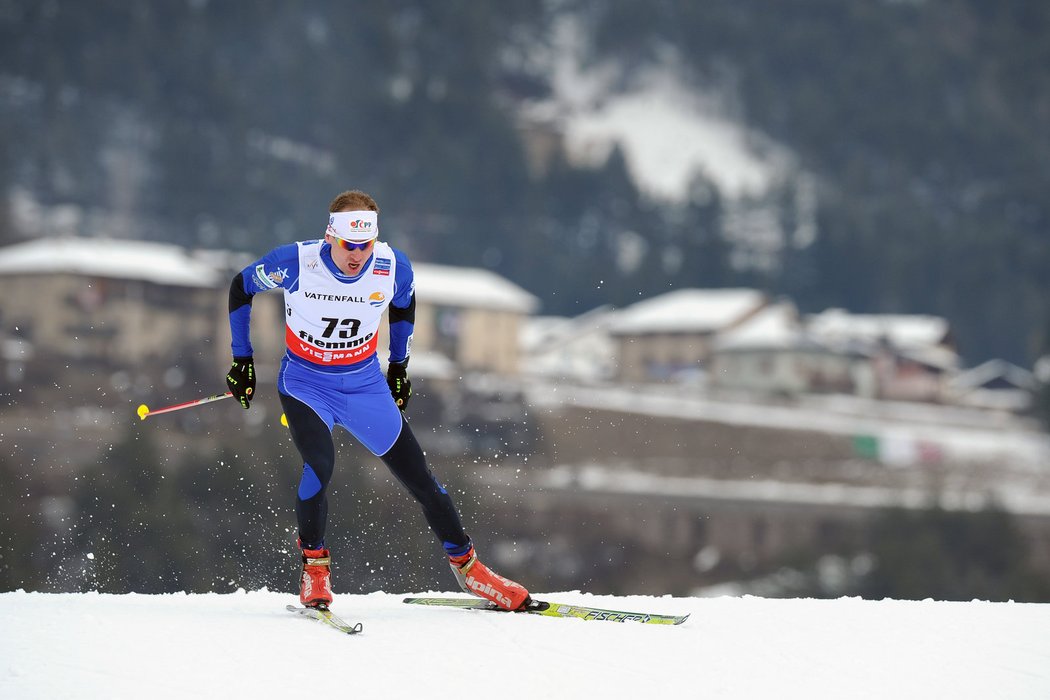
left=226, top=357, right=255, bottom=409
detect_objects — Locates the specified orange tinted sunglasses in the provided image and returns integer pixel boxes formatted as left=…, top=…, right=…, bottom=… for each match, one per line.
left=331, top=237, right=374, bottom=252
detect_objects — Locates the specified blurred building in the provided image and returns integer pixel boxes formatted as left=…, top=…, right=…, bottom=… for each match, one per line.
left=382, top=262, right=539, bottom=376
left=805, top=309, right=959, bottom=402
left=708, top=301, right=878, bottom=397
left=608, top=288, right=769, bottom=383
left=707, top=307, right=961, bottom=401
left=526, top=292, right=968, bottom=406
left=0, top=237, right=265, bottom=375
left=520, top=305, right=618, bottom=383
left=946, top=359, right=1037, bottom=412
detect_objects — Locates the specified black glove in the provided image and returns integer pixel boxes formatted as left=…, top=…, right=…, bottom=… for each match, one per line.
left=387, top=360, right=412, bottom=410
left=226, top=357, right=255, bottom=409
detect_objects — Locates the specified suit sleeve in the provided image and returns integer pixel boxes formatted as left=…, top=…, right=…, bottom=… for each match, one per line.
left=229, top=271, right=255, bottom=357
left=228, top=243, right=299, bottom=358
left=388, top=248, right=415, bottom=364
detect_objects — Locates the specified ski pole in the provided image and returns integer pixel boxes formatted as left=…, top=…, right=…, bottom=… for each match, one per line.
left=137, top=392, right=234, bottom=420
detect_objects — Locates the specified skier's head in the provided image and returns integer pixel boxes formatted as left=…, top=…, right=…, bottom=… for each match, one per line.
left=326, top=189, right=379, bottom=244
left=325, top=189, right=380, bottom=275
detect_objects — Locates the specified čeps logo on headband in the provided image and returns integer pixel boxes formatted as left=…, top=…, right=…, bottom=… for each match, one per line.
left=327, top=210, right=378, bottom=240
left=329, top=216, right=373, bottom=231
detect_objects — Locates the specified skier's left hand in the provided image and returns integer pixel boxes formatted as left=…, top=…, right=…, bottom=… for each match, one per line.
left=387, top=360, right=412, bottom=410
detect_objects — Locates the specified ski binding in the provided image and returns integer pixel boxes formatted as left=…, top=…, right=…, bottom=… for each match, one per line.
left=286, top=604, right=363, bottom=635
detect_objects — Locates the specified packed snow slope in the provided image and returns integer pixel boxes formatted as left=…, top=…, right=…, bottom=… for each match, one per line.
left=2, top=590, right=1048, bottom=699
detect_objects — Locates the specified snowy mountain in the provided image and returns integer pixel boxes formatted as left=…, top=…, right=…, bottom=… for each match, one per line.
left=2, top=590, right=1048, bottom=699
left=520, top=15, right=791, bottom=203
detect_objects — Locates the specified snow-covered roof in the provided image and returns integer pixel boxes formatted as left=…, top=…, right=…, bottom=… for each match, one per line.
left=610, top=288, right=766, bottom=335
left=522, top=305, right=615, bottom=350
left=951, top=360, right=1036, bottom=392
left=522, top=315, right=574, bottom=349
left=1036, top=355, right=1050, bottom=384
left=711, top=301, right=803, bottom=351
left=807, top=309, right=951, bottom=349
left=0, top=237, right=224, bottom=288
left=412, top=263, right=538, bottom=314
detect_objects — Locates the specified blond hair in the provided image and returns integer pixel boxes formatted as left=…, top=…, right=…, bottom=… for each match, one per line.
left=329, top=190, right=379, bottom=213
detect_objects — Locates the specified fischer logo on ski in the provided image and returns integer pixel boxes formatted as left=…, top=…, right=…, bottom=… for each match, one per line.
left=402, top=597, right=688, bottom=626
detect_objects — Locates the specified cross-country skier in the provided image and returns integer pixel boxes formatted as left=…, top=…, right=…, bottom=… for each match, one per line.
left=225, top=189, right=530, bottom=611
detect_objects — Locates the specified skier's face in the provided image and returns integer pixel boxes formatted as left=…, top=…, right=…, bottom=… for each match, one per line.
left=326, top=233, right=375, bottom=275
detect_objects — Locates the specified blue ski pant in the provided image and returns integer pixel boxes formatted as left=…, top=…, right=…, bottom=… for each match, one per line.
left=277, top=357, right=468, bottom=550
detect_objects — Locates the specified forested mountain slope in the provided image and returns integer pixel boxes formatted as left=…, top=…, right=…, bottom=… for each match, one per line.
left=1, top=1, right=1047, bottom=363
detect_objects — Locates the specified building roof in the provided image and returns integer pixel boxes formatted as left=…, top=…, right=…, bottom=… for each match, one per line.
left=807, top=308, right=951, bottom=349
left=413, top=262, right=539, bottom=314
left=609, top=288, right=766, bottom=335
left=711, top=301, right=805, bottom=351
left=950, top=359, right=1037, bottom=392
left=522, top=305, right=616, bottom=351
left=0, top=237, right=225, bottom=288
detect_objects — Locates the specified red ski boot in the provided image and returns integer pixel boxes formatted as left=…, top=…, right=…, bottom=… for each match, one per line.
left=449, top=545, right=529, bottom=611
left=299, top=545, right=333, bottom=609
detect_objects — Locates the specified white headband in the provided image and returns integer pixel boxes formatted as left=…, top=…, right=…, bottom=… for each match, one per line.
left=326, top=210, right=378, bottom=241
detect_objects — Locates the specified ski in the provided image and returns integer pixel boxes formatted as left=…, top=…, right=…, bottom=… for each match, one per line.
left=286, top=604, right=363, bottom=635
left=402, top=596, right=689, bottom=626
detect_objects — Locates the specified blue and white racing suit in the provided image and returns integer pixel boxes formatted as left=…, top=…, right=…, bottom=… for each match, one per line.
left=229, top=239, right=469, bottom=553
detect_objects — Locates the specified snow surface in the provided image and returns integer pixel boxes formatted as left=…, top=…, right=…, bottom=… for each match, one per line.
left=1, top=590, right=1047, bottom=699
